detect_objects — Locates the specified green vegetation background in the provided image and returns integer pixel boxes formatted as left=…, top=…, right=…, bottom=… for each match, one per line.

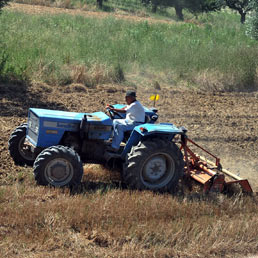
left=0, top=4, right=258, bottom=90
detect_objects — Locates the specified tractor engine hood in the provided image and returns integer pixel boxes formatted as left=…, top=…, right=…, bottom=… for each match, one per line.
left=29, top=108, right=112, bottom=125
left=27, top=108, right=112, bottom=147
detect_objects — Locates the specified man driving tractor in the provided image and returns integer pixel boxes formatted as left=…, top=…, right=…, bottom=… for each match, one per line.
left=106, top=90, right=145, bottom=153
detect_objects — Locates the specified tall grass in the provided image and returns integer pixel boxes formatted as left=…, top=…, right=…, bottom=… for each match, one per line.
left=0, top=9, right=258, bottom=90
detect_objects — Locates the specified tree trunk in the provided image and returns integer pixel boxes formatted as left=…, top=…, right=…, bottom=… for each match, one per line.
left=97, top=0, right=103, bottom=9
left=152, top=4, right=157, bottom=13
left=175, top=3, right=184, bottom=21
left=240, top=12, right=246, bottom=24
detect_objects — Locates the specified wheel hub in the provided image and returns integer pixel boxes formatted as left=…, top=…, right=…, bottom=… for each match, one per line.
left=50, top=163, right=69, bottom=180
left=141, top=153, right=176, bottom=188
left=144, top=156, right=167, bottom=181
left=18, top=136, right=34, bottom=161
left=45, top=158, right=74, bottom=185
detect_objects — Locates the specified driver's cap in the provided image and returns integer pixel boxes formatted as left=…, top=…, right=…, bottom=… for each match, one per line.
left=125, top=90, right=136, bottom=98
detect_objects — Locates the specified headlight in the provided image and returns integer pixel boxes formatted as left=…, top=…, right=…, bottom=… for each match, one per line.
left=28, top=111, right=39, bottom=134
left=34, top=125, right=39, bottom=134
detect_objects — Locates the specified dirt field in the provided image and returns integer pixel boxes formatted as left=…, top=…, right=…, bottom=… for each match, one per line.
left=1, top=3, right=258, bottom=190
left=0, top=81, right=257, bottom=191
left=7, top=2, right=177, bottom=24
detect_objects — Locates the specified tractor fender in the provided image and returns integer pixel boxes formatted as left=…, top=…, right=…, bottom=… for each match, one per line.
left=121, top=123, right=184, bottom=159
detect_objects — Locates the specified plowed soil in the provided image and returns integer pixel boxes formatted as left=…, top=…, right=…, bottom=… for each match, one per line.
left=1, top=3, right=257, bottom=192
left=0, top=81, right=257, bottom=191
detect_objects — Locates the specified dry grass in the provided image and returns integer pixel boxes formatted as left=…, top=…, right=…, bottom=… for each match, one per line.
left=193, top=68, right=258, bottom=92
left=13, top=0, right=76, bottom=9
left=32, top=62, right=122, bottom=87
left=14, top=0, right=55, bottom=7
left=0, top=181, right=258, bottom=257
left=68, top=64, right=115, bottom=87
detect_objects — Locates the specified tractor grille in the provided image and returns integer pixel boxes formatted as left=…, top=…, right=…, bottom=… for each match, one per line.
left=27, top=111, right=39, bottom=144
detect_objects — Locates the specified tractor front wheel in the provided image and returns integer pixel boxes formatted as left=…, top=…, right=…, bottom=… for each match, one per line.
left=123, top=139, right=184, bottom=192
left=34, top=145, right=83, bottom=187
left=8, top=123, right=35, bottom=166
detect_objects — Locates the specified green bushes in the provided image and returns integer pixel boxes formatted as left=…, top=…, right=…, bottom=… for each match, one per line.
left=0, top=10, right=257, bottom=90
left=246, top=0, right=258, bottom=40
left=0, top=0, right=10, bottom=12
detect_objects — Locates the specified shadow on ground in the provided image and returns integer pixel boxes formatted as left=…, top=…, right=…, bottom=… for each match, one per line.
left=0, top=81, right=67, bottom=117
left=69, top=180, right=127, bottom=195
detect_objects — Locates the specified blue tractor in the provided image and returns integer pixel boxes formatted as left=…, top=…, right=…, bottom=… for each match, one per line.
left=8, top=104, right=185, bottom=192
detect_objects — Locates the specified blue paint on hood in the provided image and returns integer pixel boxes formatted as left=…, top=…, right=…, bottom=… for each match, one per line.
left=30, top=108, right=112, bottom=126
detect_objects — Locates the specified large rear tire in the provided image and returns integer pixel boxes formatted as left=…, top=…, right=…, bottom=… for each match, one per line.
left=8, top=123, right=35, bottom=166
left=34, top=145, right=83, bottom=187
left=122, top=139, right=184, bottom=192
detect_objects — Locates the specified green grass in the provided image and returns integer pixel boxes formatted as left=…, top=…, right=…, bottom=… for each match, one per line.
left=0, top=8, right=258, bottom=90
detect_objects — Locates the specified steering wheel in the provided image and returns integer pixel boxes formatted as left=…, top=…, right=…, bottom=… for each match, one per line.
left=106, top=105, right=124, bottom=119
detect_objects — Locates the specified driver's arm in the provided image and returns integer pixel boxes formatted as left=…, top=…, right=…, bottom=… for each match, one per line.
left=106, top=105, right=127, bottom=113
left=112, top=108, right=126, bottom=113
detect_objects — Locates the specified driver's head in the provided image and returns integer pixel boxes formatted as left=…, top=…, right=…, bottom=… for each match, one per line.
left=125, top=90, right=136, bottom=105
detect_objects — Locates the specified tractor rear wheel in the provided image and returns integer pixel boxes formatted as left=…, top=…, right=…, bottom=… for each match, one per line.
left=34, top=145, right=83, bottom=187
left=8, top=123, right=35, bottom=166
left=123, top=139, right=184, bottom=192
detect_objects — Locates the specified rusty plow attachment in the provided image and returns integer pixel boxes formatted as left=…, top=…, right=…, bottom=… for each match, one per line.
left=180, top=136, right=253, bottom=194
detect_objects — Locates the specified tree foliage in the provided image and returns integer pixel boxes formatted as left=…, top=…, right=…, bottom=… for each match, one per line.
left=0, top=0, right=10, bottom=13
left=184, top=0, right=222, bottom=16
left=154, top=0, right=184, bottom=19
left=220, top=0, right=253, bottom=23
left=143, top=0, right=222, bottom=20
left=246, top=0, right=258, bottom=39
